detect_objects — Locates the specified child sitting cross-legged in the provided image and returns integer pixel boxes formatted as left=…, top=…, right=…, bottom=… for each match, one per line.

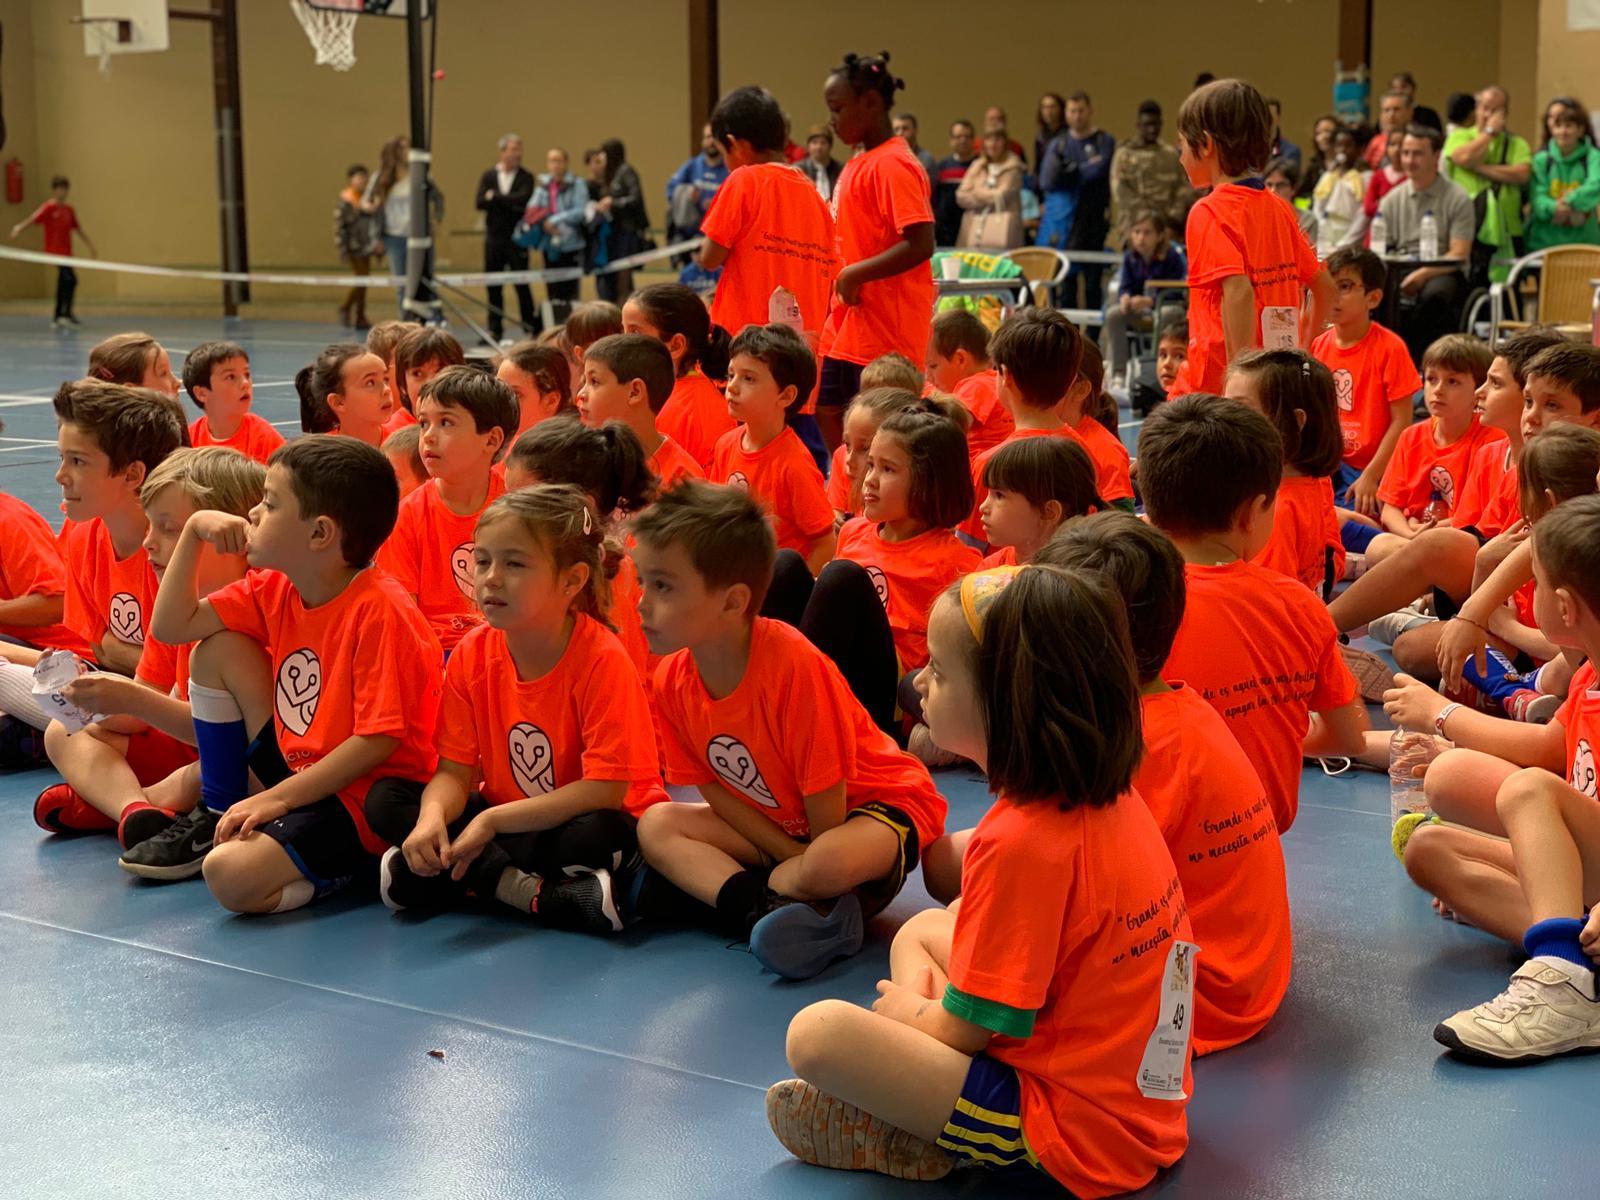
left=826, top=386, right=929, bottom=529
left=630, top=480, right=947, bottom=980
left=366, top=485, right=666, bottom=934
left=977, top=435, right=1104, bottom=567
left=924, top=309, right=1014, bottom=461
left=576, top=333, right=704, bottom=490
left=767, top=563, right=1195, bottom=1193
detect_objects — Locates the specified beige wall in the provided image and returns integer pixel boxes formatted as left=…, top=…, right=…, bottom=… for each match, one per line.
left=1537, top=0, right=1600, bottom=111
left=0, top=0, right=45, bottom=298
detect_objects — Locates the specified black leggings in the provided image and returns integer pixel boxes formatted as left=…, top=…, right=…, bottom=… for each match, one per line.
left=762, top=552, right=899, bottom=735
left=364, top=777, right=636, bottom=900
left=54, top=266, right=77, bottom=319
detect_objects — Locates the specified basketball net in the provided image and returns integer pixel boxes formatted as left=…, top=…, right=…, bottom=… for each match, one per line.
left=289, top=0, right=359, bottom=71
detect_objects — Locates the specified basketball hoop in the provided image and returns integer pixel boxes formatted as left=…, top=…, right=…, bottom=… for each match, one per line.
left=290, top=0, right=360, bottom=71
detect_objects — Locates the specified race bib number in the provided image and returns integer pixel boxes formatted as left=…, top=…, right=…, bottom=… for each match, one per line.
left=1260, top=306, right=1298, bottom=351
left=1137, top=940, right=1199, bottom=1101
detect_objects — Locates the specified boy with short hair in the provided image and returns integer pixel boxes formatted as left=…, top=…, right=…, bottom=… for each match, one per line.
left=140, top=436, right=442, bottom=904
left=1170, top=79, right=1334, bottom=395
left=367, top=319, right=411, bottom=408
left=389, top=326, right=466, bottom=433
left=8, top=174, right=95, bottom=328
left=924, top=309, right=1013, bottom=459
left=631, top=480, right=947, bottom=980
left=1140, top=396, right=1368, bottom=833
left=577, top=333, right=703, bottom=488
left=376, top=366, right=517, bottom=652
left=182, top=341, right=285, bottom=464
left=711, top=324, right=834, bottom=574
left=1310, top=246, right=1420, bottom=515
left=1156, top=318, right=1188, bottom=395
left=382, top=424, right=427, bottom=498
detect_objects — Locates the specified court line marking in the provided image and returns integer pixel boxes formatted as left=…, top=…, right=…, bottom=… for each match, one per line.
left=0, top=909, right=767, bottom=1094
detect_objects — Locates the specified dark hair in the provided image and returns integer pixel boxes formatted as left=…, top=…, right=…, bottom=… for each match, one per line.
left=566, top=301, right=624, bottom=352
left=1498, top=328, right=1569, bottom=385
left=874, top=404, right=974, bottom=528
left=268, top=434, right=399, bottom=566
left=1324, top=245, right=1385, bottom=292
left=1158, top=317, right=1189, bottom=345
left=1227, top=349, right=1344, bottom=477
left=930, top=309, right=991, bottom=363
left=507, top=418, right=657, bottom=515
left=500, top=340, right=574, bottom=411
left=1137, top=99, right=1162, bottom=119
left=347, top=163, right=368, bottom=179
left=1036, top=511, right=1187, bottom=684
left=382, top=424, right=425, bottom=482
left=961, top=565, right=1143, bottom=806
left=981, top=435, right=1103, bottom=522
left=1138, top=395, right=1283, bottom=536
left=727, top=324, right=816, bottom=419
left=830, top=50, right=904, bottom=107
left=632, top=479, right=776, bottom=614
left=88, top=333, right=163, bottom=387
left=181, top=341, right=249, bottom=405
left=710, top=86, right=787, bottom=152
left=1263, top=155, right=1300, bottom=188
left=1066, top=90, right=1091, bottom=106
left=1533, top=492, right=1600, bottom=615
left=893, top=111, right=918, bottom=129
left=950, top=119, right=975, bottom=136
left=1525, top=342, right=1600, bottom=413
left=987, top=308, right=1083, bottom=409
left=416, top=365, right=519, bottom=459
left=477, top=484, right=617, bottom=628
left=1038, top=93, right=1067, bottom=131
left=51, top=175, right=70, bottom=190
left=394, top=326, right=466, bottom=413
left=1177, top=78, right=1274, bottom=175
left=1446, top=92, right=1478, bottom=126
left=1422, top=334, right=1492, bottom=386
left=53, top=379, right=187, bottom=476
left=584, top=333, right=677, bottom=413
left=296, top=343, right=373, bottom=434
left=1520, top=424, right=1600, bottom=522
left=599, top=138, right=627, bottom=187
left=1402, top=122, right=1444, bottom=154
left=627, top=283, right=731, bottom=380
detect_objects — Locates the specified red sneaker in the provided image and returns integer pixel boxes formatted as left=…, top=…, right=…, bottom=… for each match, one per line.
left=33, top=784, right=117, bottom=835
left=117, top=801, right=178, bottom=851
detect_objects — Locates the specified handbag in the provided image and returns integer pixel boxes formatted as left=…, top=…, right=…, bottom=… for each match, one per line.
left=513, top=202, right=551, bottom=250
left=957, top=203, right=1022, bottom=251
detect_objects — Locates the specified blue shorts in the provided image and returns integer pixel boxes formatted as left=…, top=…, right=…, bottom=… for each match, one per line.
left=936, top=1054, right=1053, bottom=1188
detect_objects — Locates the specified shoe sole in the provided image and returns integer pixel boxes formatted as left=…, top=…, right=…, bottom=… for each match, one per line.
left=379, top=847, right=407, bottom=913
left=749, top=894, right=865, bottom=980
left=1433, top=1021, right=1600, bottom=1065
left=591, top=870, right=622, bottom=933
left=766, top=1079, right=954, bottom=1180
left=118, top=849, right=210, bottom=881
left=1340, top=645, right=1397, bottom=703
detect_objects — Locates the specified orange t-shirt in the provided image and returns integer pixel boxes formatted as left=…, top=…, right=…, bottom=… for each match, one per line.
left=1452, top=441, right=1518, bottom=536
left=1251, top=474, right=1344, bottom=594
left=701, top=161, right=838, bottom=342
left=382, top=406, right=418, bottom=436
left=953, top=370, right=1014, bottom=460
left=134, top=637, right=193, bottom=702
left=1073, top=414, right=1134, bottom=502
left=1310, top=322, right=1419, bottom=470
left=652, top=617, right=946, bottom=848
left=658, top=372, right=735, bottom=471
left=0, top=493, right=93, bottom=656
left=607, top=550, right=652, bottom=682
left=376, top=474, right=505, bottom=651
left=1556, top=661, right=1600, bottom=799
left=1136, top=685, right=1290, bottom=1055
left=710, top=426, right=833, bottom=555
left=1170, top=184, right=1320, bottom=397
left=1377, top=416, right=1506, bottom=520
left=187, top=412, right=286, bottom=465
left=435, top=617, right=666, bottom=817
left=825, top=444, right=852, bottom=512
left=62, top=517, right=157, bottom=661
left=821, top=137, right=936, bottom=368
left=1163, top=560, right=1357, bottom=833
left=834, top=517, right=979, bottom=669
left=948, top=791, right=1193, bottom=1197
left=648, top=435, right=705, bottom=491
left=965, top=425, right=1118, bottom=540
left=979, top=544, right=1019, bottom=568
left=207, top=568, right=443, bottom=853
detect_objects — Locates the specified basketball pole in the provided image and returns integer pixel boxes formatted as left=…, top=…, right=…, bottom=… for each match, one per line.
left=403, top=1, right=431, bottom=323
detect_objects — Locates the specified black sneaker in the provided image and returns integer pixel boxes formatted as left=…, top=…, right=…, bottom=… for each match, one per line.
left=378, top=846, right=462, bottom=913
left=534, top=870, right=623, bottom=935
left=118, top=805, right=218, bottom=880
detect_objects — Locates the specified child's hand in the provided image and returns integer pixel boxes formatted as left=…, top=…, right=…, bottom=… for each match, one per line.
left=215, top=792, right=290, bottom=844
left=834, top=265, right=863, bottom=307
left=402, top=811, right=451, bottom=877
left=1436, top=617, right=1489, bottom=694
left=872, top=976, right=936, bottom=1027
left=1476, top=519, right=1530, bottom=574
left=1581, top=908, right=1600, bottom=960
left=187, top=510, right=250, bottom=556
left=443, top=810, right=497, bottom=881
left=61, top=672, right=140, bottom=716
left=1348, top=471, right=1381, bottom=517
left=1382, top=673, right=1448, bottom=733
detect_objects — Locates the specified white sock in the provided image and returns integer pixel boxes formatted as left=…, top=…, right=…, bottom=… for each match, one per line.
left=270, top=878, right=315, bottom=913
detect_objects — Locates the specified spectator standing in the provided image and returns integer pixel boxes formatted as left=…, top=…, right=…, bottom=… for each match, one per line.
left=1298, top=114, right=1340, bottom=200
left=366, top=134, right=442, bottom=321
left=1267, top=98, right=1302, bottom=171
left=932, top=119, right=977, bottom=246
left=536, top=147, right=590, bottom=323
left=666, top=123, right=730, bottom=249
left=595, top=138, right=649, bottom=304
left=892, top=112, right=937, bottom=183
left=9, top=173, right=95, bottom=328
left=1312, top=126, right=1370, bottom=249
left=474, top=133, right=538, bottom=342
left=1444, top=86, right=1532, bottom=281
left=1526, top=100, right=1600, bottom=251
left=1038, top=91, right=1117, bottom=309
left=1388, top=71, right=1443, bottom=132
left=1035, top=92, right=1066, bottom=175
left=1363, top=90, right=1415, bottom=169
left=984, top=106, right=1029, bottom=162
left=334, top=164, right=378, bottom=331
left=955, top=127, right=1025, bottom=246
left=1378, top=124, right=1475, bottom=361
left=797, top=123, right=843, bottom=200
left=1110, top=99, right=1191, bottom=245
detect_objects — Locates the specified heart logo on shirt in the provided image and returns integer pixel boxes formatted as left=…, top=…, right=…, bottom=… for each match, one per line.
left=274, top=647, right=322, bottom=736
left=706, top=734, right=778, bottom=807
left=865, top=565, right=890, bottom=609
left=1428, top=465, right=1455, bottom=511
left=725, top=471, right=750, bottom=491
left=109, top=592, right=145, bottom=645
left=450, top=542, right=475, bottom=598
left=1573, top=739, right=1596, bottom=799
left=508, top=721, right=556, bottom=795
left=1333, top=368, right=1354, bottom=413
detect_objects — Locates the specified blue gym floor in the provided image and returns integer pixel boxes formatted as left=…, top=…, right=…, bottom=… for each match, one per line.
left=1, top=314, right=1593, bottom=1199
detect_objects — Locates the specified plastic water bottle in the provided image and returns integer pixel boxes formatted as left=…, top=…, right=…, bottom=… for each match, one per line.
left=1423, top=489, right=1451, bottom=525
left=1419, top=210, right=1438, bottom=260
left=1369, top=212, right=1388, bottom=257
left=1389, top=729, right=1440, bottom=823
left=768, top=286, right=804, bottom=334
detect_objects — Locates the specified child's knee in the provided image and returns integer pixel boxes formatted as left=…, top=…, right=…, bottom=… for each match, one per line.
left=785, top=998, right=857, bottom=1076
left=795, top=844, right=884, bottom=899
left=1402, top=823, right=1453, bottom=889
left=1495, top=767, right=1562, bottom=823
left=42, top=720, right=71, bottom=756
left=921, top=836, right=964, bottom=905
left=189, top=629, right=267, bottom=694
left=1422, top=748, right=1477, bottom=807
left=1392, top=627, right=1441, bottom=677
left=893, top=907, right=949, bottom=952
left=636, top=800, right=680, bottom=851
left=202, top=841, right=269, bottom=913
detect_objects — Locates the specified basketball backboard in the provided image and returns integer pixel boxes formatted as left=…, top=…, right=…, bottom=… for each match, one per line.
left=77, top=0, right=169, bottom=59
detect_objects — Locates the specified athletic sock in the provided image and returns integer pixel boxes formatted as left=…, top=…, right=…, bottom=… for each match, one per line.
left=189, top=682, right=247, bottom=815
left=270, top=878, right=315, bottom=913
left=494, top=866, right=543, bottom=913
left=1523, top=917, right=1594, bottom=974
left=714, top=868, right=773, bottom=940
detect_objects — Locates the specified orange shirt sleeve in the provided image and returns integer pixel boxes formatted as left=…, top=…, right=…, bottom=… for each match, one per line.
left=1183, top=199, right=1245, bottom=287
left=206, top=573, right=272, bottom=644
left=61, top=524, right=108, bottom=646
left=778, top=649, right=857, bottom=797
left=1304, top=601, right=1358, bottom=711
left=0, top=502, right=68, bottom=601
left=652, top=658, right=714, bottom=787
left=782, top=452, right=836, bottom=539
left=1376, top=423, right=1426, bottom=509
left=698, top=167, right=750, bottom=251
left=575, top=639, right=661, bottom=781
left=375, top=498, right=422, bottom=594
left=878, top=151, right=935, bottom=234
left=348, top=597, right=437, bottom=741
left=434, top=646, right=481, bottom=767
left=134, top=635, right=179, bottom=694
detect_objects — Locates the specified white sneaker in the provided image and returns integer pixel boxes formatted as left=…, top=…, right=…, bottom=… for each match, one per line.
left=1367, top=605, right=1437, bottom=646
left=1434, top=957, right=1600, bottom=1063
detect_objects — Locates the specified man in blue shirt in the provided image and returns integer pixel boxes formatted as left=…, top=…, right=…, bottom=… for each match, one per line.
left=1038, top=91, right=1117, bottom=313
left=666, top=124, right=730, bottom=247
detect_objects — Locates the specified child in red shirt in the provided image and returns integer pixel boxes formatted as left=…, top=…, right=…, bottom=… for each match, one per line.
left=770, top=564, right=1195, bottom=1194
left=382, top=425, right=427, bottom=498
left=630, top=482, right=946, bottom=980
left=0, top=484, right=87, bottom=658
left=815, top=52, right=936, bottom=451
left=495, top=340, right=575, bottom=445
left=145, top=436, right=442, bottom=910
left=1072, top=338, right=1135, bottom=507
left=297, top=343, right=395, bottom=445
left=827, top=385, right=916, bottom=526
left=1170, top=80, right=1333, bottom=396
left=377, top=367, right=518, bottom=651
left=8, top=174, right=95, bottom=327
left=925, top=309, right=1014, bottom=459
left=1224, top=349, right=1347, bottom=595
left=366, top=485, right=665, bottom=933
left=38, top=448, right=262, bottom=858
left=976, top=435, right=1103, bottom=568
left=387, top=326, right=465, bottom=434
left=622, top=283, right=735, bottom=470
left=575, top=332, right=703, bottom=489
left=1141, top=396, right=1367, bottom=833
left=711, top=324, right=834, bottom=572
left=181, top=341, right=285, bottom=464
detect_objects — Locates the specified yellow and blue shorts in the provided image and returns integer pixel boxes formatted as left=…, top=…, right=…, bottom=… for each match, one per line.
left=936, top=1054, right=1053, bottom=1188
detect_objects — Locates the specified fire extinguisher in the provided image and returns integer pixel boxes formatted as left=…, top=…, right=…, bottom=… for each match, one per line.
left=4, top=160, right=21, bottom=205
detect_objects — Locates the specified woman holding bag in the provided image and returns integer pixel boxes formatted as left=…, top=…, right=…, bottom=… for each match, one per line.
left=956, top=128, right=1024, bottom=249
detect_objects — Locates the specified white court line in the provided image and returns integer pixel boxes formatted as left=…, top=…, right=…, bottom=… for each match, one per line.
left=0, top=444, right=56, bottom=455
left=0, top=436, right=56, bottom=446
